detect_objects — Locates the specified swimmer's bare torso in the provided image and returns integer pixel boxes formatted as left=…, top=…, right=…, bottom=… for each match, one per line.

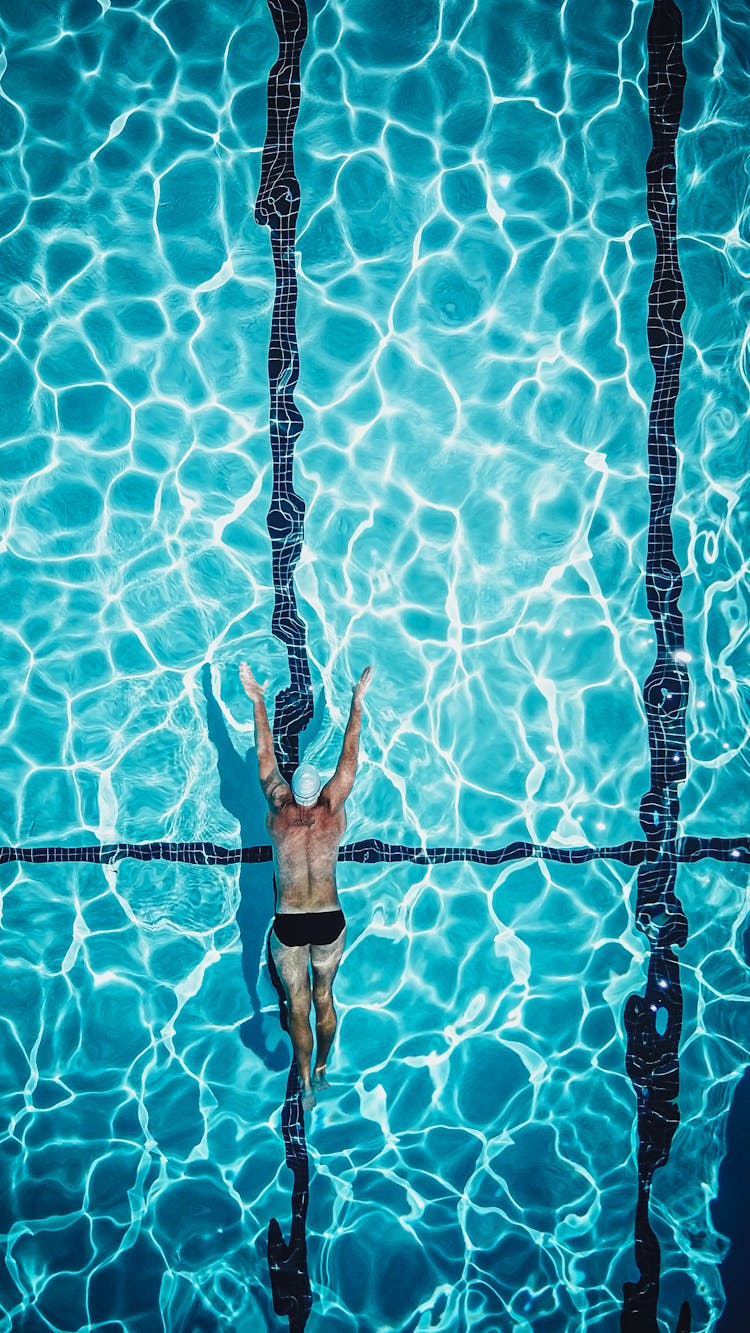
left=266, top=788, right=347, bottom=914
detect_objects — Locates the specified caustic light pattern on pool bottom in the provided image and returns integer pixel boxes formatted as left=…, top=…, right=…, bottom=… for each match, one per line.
left=0, top=0, right=748, bottom=1331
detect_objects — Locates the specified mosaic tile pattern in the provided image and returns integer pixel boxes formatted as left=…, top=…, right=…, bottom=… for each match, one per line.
left=1, top=834, right=748, bottom=868
left=255, top=0, right=314, bottom=785
left=0, top=0, right=746, bottom=1329
left=255, top=2, right=315, bottom=1325
left=622, top=4, right=690, bottom=1329
left=267, top=1063, right=312, bottom=1331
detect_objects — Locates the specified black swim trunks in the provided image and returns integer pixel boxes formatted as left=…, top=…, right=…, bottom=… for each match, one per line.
left=272, top=910, right=346, bottom=948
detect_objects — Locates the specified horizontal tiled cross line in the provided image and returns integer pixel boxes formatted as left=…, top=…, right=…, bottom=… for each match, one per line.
left=1, top=836, right=747, bottom=867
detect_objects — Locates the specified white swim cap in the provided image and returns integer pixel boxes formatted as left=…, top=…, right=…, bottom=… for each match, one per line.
left=291, top=763, right=322, bottom=807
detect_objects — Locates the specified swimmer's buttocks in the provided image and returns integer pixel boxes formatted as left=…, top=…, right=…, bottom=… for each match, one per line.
left=273, top=910, right=345, bottom=947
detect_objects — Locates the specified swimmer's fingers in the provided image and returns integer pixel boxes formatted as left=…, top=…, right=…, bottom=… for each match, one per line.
left=354, top=665, right=373, bottom=698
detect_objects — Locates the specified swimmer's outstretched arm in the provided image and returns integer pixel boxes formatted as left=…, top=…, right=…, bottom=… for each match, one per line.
left=326, top=666, right=373, bottom=808
left=239, top=662, right=289, bottom=806
left=342, top=666, right=373, bottom=762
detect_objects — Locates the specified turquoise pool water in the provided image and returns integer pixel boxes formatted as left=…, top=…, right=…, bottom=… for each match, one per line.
left=0, top=0, right=748, bottom=1329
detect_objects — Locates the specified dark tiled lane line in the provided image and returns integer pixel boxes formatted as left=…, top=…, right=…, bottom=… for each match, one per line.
left=0, top=0, right=742, bottom=1329
left=255, top=2, right=313, bottom=1328
left=255, top=0, right=314, bottom=788
left=1, top=835, right=748, bottom=867
left=621, top=3, right=691, bottom=1331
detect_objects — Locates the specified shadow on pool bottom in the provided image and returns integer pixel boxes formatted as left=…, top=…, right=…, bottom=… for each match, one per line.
left=713, top=1060, right=750, bottom=1333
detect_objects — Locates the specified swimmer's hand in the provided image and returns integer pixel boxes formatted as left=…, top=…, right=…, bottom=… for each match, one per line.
left=239, top=662, right=268, bottom=701
left=353, top=665, right=373, bottom=702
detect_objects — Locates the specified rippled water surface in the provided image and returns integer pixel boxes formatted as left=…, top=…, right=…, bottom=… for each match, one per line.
left=0, top=0, right=748, bottom=1330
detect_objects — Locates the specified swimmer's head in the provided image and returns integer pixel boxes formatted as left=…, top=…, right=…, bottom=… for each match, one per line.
left=291, top=762, right=322, bottom=807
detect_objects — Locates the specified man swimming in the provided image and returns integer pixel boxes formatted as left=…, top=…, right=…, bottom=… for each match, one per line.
left=239, top=660, right=373, bottom=1110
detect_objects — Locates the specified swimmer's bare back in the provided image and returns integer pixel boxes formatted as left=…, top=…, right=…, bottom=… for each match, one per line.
left=267, top=795, right=346, bottom=913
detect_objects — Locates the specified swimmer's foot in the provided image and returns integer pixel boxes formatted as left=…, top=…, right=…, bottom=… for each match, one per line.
left=301, top=1083, right=316, bottom=1111
left=312, top=1067, right=330, bottom=1092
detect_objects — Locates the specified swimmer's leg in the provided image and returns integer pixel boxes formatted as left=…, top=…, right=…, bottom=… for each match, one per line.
left=266, top=931, right=289, bottom=1034
left=269, top=930, right=315, bottom=1110
left=310, top=925, right=346, bottom=1089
